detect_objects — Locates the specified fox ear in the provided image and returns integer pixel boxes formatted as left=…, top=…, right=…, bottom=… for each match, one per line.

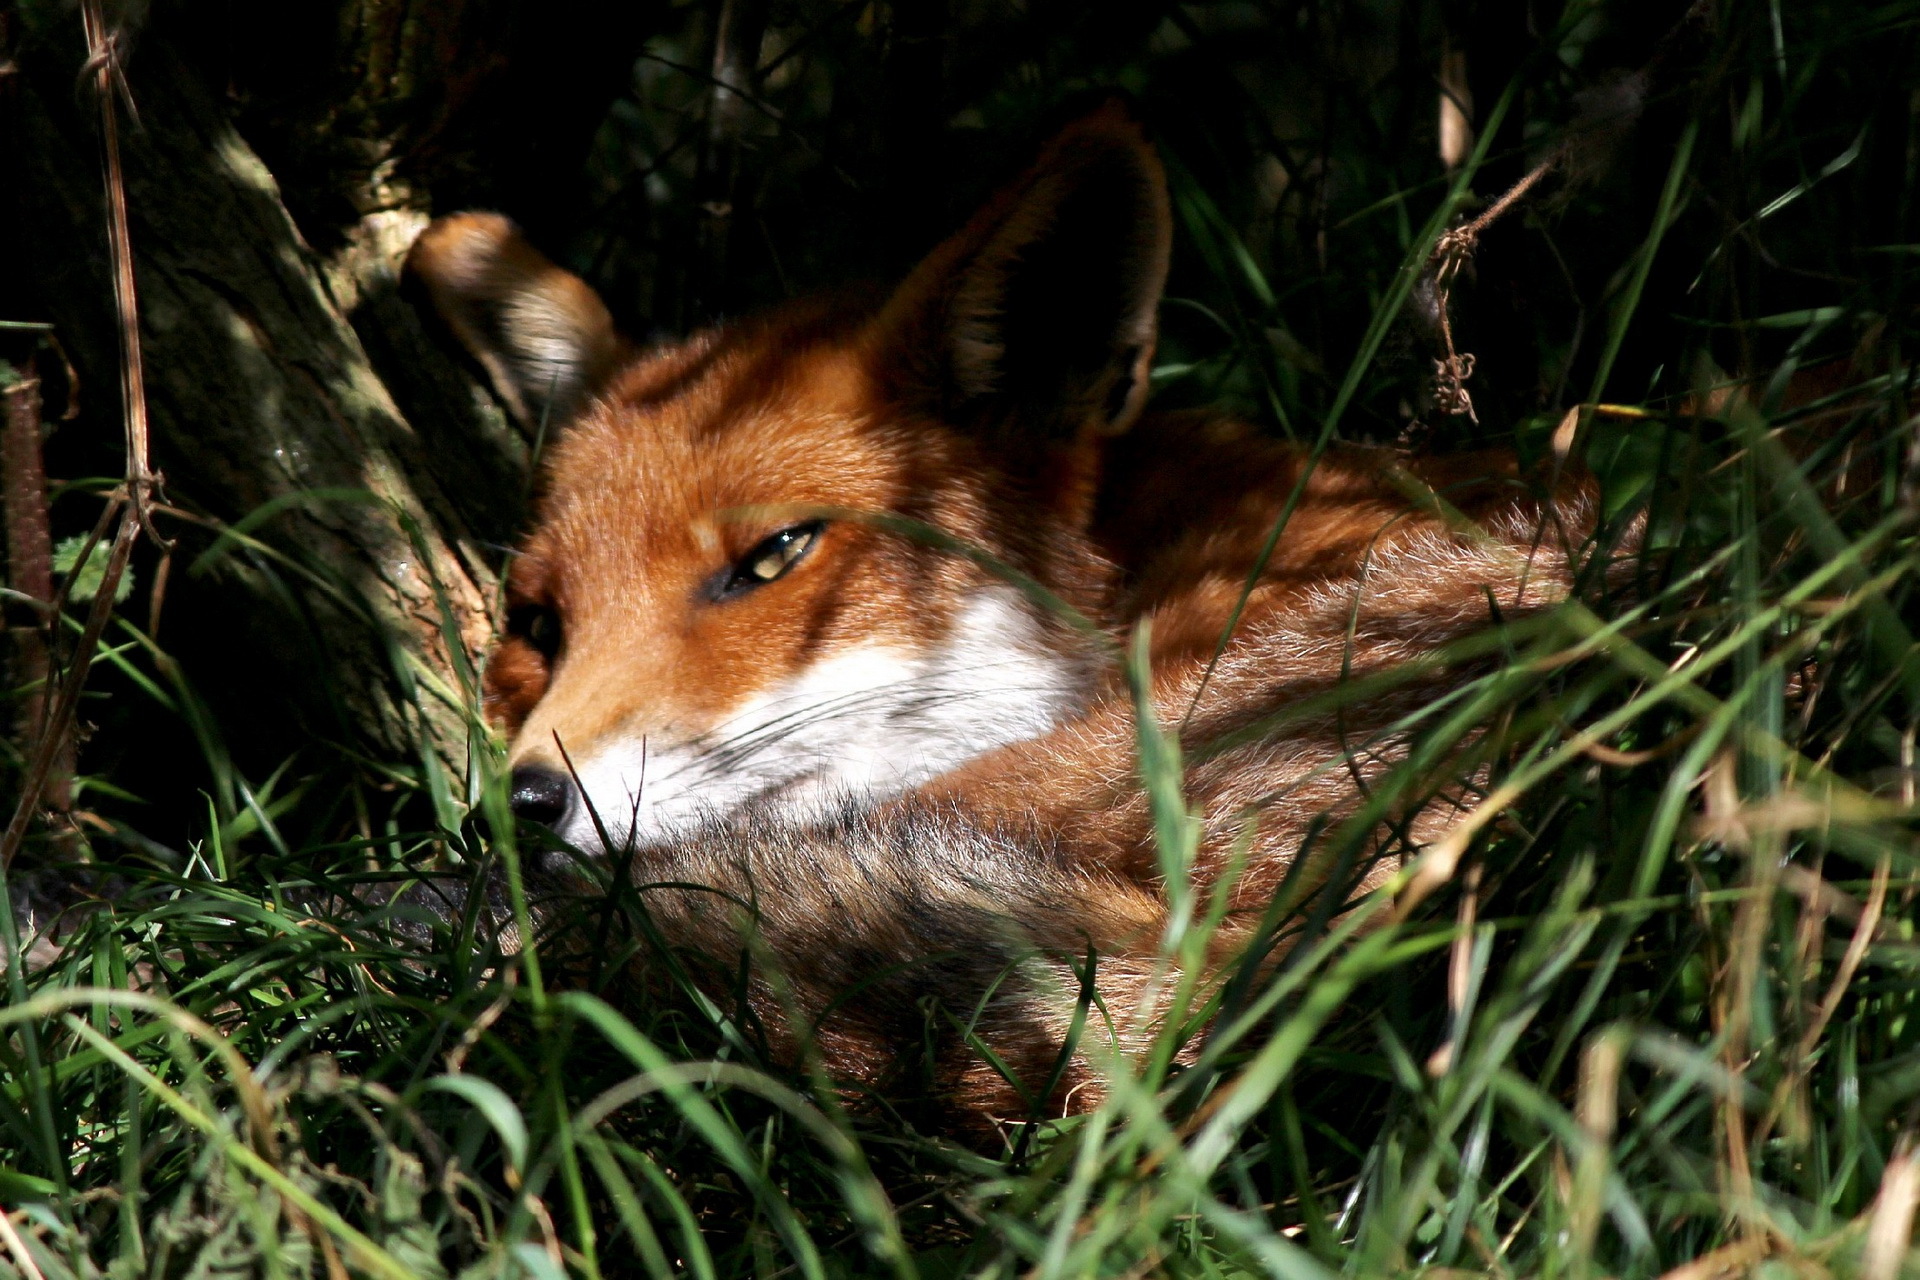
left=407, top=213, right=621, bottom=427
left=873, top=105, right=1172, bottom=439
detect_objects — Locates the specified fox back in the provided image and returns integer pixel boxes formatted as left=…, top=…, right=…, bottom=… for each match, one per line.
left=410, top=107, right=1606, bottom=1119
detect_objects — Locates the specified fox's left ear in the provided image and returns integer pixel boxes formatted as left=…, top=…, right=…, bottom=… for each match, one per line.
left=872, top=104, right=1172, bottom=439
left=407, top=213, right=622, bottom=428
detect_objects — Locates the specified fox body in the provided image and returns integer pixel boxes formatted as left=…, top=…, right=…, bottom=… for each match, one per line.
left=411, top=109, right=1600, bottom=1117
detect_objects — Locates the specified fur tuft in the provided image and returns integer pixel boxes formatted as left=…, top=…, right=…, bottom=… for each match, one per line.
left=407, top=212, right=623, bottom=426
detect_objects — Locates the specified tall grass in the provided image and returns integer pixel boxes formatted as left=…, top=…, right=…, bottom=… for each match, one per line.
left=4, top=2, right=1919, bottom=1276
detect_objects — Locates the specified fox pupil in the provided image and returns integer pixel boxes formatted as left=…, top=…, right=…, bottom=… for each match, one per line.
left=715, top=521, right=822, bottom=599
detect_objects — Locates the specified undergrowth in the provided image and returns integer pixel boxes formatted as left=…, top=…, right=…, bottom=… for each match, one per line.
left=4, top=2, right=1920, bottom=1277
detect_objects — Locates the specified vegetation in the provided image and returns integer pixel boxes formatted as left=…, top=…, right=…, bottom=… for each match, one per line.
left=2, top=0, right=1918, bottom=1275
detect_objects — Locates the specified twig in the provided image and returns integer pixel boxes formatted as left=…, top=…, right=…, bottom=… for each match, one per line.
left=78, top=0, right=162, bottom=537
left=0, top=1210, right=46, bottom=1280
left=1435, top=152, right=1560, bottom=258
left=1424, top=152, right=1561, bottom=424
left=0, top=515, right=133, bottom=869
left=0, top=0, right=161, bottom=870
left=1752, top=851, right=1892, bottom=1151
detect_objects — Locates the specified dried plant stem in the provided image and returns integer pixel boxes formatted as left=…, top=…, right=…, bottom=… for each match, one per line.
left=1425, top=152, right=1560, bottom=423
left=0, top=0, right=156, bottom=869
left=0, top=369, right=72, bottom=819
left=79, top=0, right=160, bottom=535
left=1714, top=824, right=1783, bottom=1233
left=1424, top=860, right=1481, bottom=1077
left=0, top=517, right=133, bottom=869
left=1864, top=1137, right=1920, bottom=1280
left=1752, top=851, right=1892, bottom=1151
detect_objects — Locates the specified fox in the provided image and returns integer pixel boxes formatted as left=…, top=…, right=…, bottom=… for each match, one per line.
left=408, top=106, right=1610, bottom=1121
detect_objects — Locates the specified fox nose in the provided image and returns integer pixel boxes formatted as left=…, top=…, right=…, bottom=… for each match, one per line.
left=508, top=766, right=571, bottom=827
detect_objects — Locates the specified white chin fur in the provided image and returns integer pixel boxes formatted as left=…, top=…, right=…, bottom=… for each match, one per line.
left=550, top=588, right=1083, bottom=855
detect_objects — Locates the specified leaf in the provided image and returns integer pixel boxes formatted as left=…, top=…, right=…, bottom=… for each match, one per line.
left=51, top=533, right=132, bottom=605
left=415, top=1075, right=529, bottom=1173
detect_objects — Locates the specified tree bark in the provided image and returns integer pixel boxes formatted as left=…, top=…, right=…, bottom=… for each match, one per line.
left=5, top=0, right=661, bottom=776
left=0, top=363, right=70, bottom=820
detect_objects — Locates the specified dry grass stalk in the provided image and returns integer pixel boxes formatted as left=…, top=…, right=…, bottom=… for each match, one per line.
left=0, top=0, right=158, bottom=871
left=1425, top=860, right=1481, bottom=1077
left=1570, top=1028, right=1626, bottom=1270
left=1755, top=852, right=1892, bottom=1151
left=78, top=0, right=160, bottom=536
left=1653, top=1235, right=1772, bottom=1280
left=0, top=1209, right=46, bottom=1280
left=1863, top=1137, right=1920, bottom=1280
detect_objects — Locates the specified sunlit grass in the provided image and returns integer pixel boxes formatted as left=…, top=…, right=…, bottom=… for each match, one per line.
left=3, top=2, right=1918, bottom=1276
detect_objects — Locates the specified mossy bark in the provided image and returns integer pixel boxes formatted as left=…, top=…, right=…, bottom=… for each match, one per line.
left=4, top=1, right=658, bottom=776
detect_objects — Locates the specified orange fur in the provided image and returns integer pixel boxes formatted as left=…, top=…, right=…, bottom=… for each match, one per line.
left=409, top=107, right=1615, bottom=1122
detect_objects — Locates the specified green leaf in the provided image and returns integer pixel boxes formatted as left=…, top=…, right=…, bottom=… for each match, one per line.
left=415, top=1074, right=530, bottom=1173
left=52, top=533, right=132, bottom=605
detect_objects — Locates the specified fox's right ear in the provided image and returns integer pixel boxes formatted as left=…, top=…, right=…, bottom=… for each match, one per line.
left=407, top=213, right=621, bottom=427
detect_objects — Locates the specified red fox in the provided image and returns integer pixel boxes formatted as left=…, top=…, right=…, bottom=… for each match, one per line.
left=409, top=107, right=1606, bottom=1120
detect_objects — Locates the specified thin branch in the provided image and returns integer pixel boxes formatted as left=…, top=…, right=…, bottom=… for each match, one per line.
left=0, top=0, right=161, bottom=870
left=78, top=0, right=162, bottom=536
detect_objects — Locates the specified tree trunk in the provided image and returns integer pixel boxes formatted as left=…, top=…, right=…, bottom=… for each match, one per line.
left=4, top=1, right=659, bottom=782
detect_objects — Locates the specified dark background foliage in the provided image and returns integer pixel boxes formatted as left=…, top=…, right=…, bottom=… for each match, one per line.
left=8, top=0, right=1907, bottom=819
left=1, top=2, right=1917, bottom=1275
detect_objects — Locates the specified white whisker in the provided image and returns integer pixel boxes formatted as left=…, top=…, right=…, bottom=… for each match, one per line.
left=553, top=588, right=1086, bottom=855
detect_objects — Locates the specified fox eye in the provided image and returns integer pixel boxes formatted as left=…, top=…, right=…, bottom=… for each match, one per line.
left=711, top=521, right=824, bottom=601
left=507, top=603, right=562, bottom=661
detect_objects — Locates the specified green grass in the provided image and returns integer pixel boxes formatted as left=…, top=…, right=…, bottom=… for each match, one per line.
left=5, top=2, right=1920, bottom=1276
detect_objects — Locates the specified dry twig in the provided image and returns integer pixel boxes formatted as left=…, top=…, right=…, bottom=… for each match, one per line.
left=1424, top=154, right=1560, bottom=424
left=0, top=0, right=164, bottom=871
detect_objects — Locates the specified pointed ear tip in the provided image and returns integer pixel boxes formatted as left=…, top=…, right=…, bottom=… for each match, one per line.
left=1033, top=108, right=1169, bottom=223
left=1046, top=99, right=1156, bottom=157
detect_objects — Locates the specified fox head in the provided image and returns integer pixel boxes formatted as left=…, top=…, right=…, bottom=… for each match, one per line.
left=409, top=108, right=1172, bottom=854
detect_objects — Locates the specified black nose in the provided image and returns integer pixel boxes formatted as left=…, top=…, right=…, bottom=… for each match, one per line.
left=509, top=766, right=571, bottom=827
